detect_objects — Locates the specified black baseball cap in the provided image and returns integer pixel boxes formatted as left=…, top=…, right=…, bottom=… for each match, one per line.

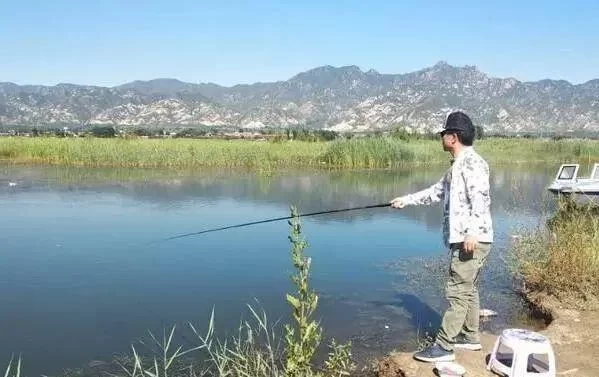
left=435, top=111, right=474, bottom=134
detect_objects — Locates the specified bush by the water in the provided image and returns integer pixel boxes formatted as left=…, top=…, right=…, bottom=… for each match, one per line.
left=511, top=198, right=599, bottom=310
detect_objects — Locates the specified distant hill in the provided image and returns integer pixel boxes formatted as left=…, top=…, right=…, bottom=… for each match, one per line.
left=2, top=62, right=598, bottom=133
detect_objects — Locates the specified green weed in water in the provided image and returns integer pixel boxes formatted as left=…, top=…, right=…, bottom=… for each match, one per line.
left=284, top=205, right=355, bottom=377
left=3, top=355, right=21, bottom=377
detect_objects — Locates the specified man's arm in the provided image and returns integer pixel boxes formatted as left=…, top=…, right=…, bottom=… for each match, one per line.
left=462, top=158, right=491, bottom=239
left=391, top=175, right=446, bottom=208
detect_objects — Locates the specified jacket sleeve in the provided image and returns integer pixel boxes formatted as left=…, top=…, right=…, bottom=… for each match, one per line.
left=401, top=175, right=446, bottom=206
left=461, top=157, right=491, bottom=238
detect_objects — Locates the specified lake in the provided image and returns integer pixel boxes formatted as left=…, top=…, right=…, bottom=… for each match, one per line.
left=0, top=162, right=558, bottom=375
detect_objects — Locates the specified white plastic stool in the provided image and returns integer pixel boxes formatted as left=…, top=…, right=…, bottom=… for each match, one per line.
left=487, top=329, right=556, bottom=377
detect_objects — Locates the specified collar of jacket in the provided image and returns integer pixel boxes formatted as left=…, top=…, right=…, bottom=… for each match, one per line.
left=452, top=146, right=473, bottom=164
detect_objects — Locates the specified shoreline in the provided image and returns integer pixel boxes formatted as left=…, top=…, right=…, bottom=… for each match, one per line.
left=28, top=289, right=593, bottom=377
left=375, top=290, right=599, bottom=377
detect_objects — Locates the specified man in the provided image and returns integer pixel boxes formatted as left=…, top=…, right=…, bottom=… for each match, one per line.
left=390, top=111, right=493, bottom=362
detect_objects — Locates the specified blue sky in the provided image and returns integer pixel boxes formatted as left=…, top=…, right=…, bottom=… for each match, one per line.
left=1, top=0, right=598, bottom=87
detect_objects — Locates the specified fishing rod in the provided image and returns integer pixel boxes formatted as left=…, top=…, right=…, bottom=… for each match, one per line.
left=162, top=202, right=391, bottom=241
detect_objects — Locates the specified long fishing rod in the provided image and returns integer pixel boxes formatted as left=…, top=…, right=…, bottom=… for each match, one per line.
left=162, top=202, right=391, bottom=241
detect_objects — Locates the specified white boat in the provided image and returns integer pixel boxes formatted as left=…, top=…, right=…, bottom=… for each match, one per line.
left=547, top=163, right=599, bottom=195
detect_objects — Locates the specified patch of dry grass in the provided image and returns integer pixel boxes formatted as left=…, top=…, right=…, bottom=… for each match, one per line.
left=511, top=198, right=599, bottom=310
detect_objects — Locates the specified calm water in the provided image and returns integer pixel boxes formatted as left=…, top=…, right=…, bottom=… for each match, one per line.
left=0, top=163, right=559, bottom=375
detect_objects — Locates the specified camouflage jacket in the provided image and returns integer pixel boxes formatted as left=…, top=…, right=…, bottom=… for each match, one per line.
left=400, top=147, right=493, bottom=246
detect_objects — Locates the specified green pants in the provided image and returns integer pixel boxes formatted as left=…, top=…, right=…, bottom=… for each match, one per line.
left=435, top=242, right=491, bottom=351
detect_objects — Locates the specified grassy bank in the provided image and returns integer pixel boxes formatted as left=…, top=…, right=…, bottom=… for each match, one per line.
left=476, top=137, right=599, bottom=163
left=1, top=136, right=599, bottom=169
left=511, top=198, right=599, bottom=310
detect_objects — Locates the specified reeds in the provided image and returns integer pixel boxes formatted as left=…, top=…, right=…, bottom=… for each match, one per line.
left=0, top=138, right=325, bottom=169
left=2, top=136, right=598, bottom=170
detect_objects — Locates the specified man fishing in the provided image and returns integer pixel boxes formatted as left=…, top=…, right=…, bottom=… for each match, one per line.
left=390, top=111, right=493, bottom=363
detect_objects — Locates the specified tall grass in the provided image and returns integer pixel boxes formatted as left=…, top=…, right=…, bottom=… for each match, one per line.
left=1, top=136, right=599, bottom=170
left=0, top=138, right=326, bottom=170
left=320, top=137, right=442, bottom=168
left=510, top=197, right=599, bottom=310
left=476, top=138, right=599, bottom=164
left=116, top=307, right=283, bottom=377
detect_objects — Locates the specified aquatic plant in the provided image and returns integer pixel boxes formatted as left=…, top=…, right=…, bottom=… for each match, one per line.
left=284, top=205, right=355, bottom=377
left=3, top=355, right=21, bottom=377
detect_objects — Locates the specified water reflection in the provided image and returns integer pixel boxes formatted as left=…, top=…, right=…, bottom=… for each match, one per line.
left=1, top=163, right=559, bottom=222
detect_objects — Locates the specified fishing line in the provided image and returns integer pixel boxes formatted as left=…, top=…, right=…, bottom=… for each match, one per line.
left=159, top=202, right=391, bottom=242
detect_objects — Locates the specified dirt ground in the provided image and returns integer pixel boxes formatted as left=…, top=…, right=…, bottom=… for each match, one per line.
left=376, top=293, right=599, bottom=377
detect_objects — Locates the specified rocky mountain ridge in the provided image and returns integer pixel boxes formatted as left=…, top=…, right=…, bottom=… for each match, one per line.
left=1, top=62, right=598, bottom=133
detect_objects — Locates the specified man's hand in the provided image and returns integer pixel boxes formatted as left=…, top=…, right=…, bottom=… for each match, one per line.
left=390, top=197, right=405, bottom=209
left=464, top=236, right=478, bottom=253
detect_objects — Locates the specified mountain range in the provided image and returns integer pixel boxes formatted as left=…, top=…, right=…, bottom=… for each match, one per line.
left=1, top=61, right=598, bottom=133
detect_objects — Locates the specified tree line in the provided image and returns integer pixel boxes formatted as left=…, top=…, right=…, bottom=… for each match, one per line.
left=2, top=124, right=598, bottom=140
